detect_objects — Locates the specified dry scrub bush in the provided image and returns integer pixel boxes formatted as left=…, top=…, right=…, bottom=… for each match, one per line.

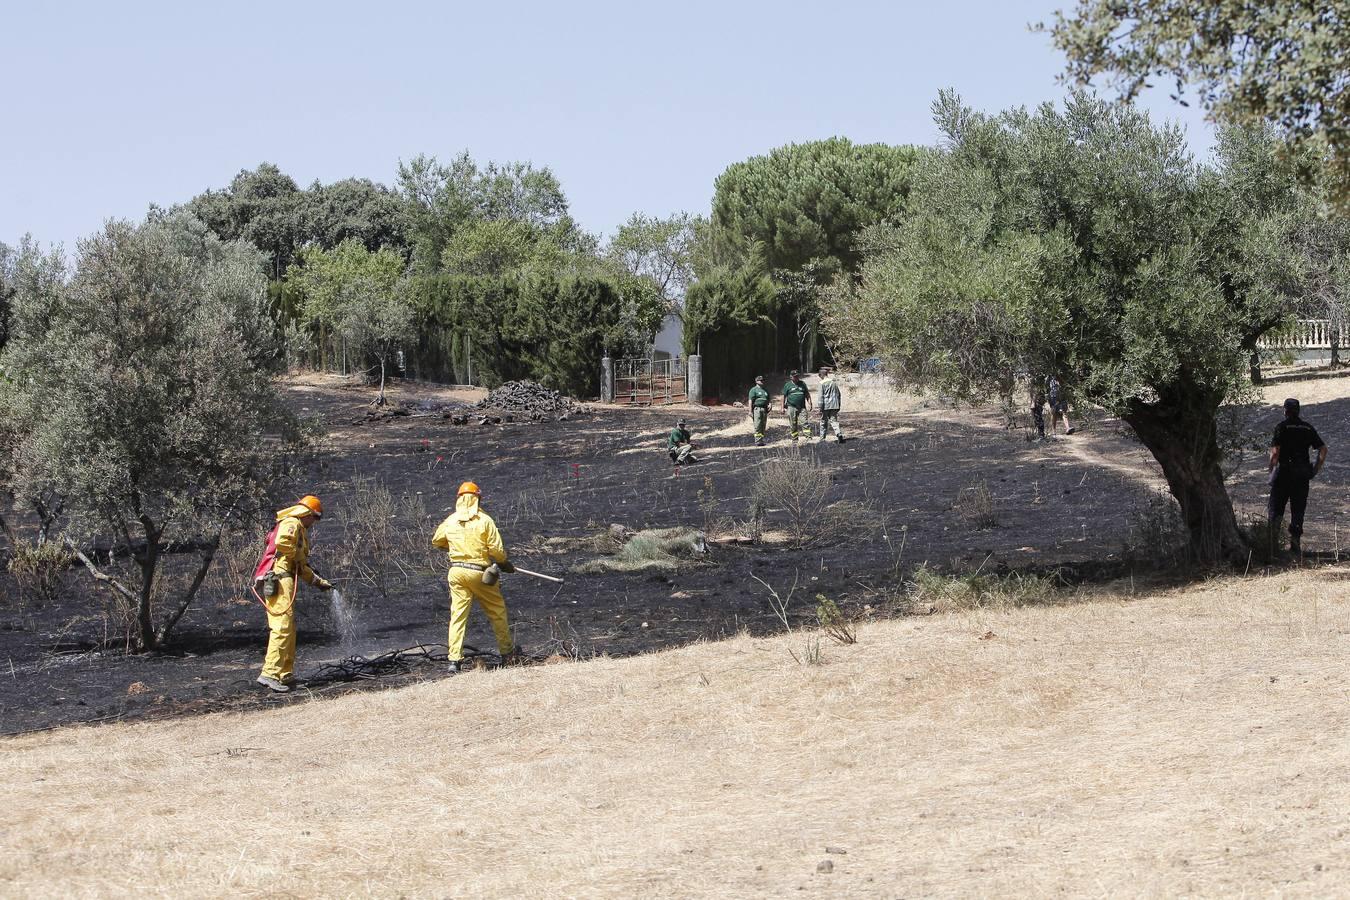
left=818, top=499, right=885, bottom=541
left=954, top=479, right=998, bottom=529
left=534, top=615, right=591, bottom=661
left=749, top=451, right=830, bottom=546
left=574, top=527, right=708, bottom=575
left=907, top=565, right=1059, bottom=614
left=329, top=476, right=435, bottom=602
left=739, top=514, right=765, bottom=544
left=209, top=525, right=265, bottom=607
left=697, top=476, right=736, bottom=539
left=752, top=573, right=833, bottom=665
left=788, top=634, right=820, bottom=669
left=505, top=489, right=577, bottom=528
left=1244, top=515, right=1287, bottom=566
left=752, top=571, right=798, bottom=630
left=1123, top=492, right=1190, bottom=568
left=5, top=542, right=71, bottom=607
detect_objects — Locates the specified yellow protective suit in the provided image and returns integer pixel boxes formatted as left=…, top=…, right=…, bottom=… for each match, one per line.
left=261, top=505, right=323, bottom=682
left=431, top=494, right=513, bottom=662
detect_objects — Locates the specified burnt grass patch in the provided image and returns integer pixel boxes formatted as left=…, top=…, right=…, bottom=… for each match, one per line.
left=1, top=377, right=1333, bottom=735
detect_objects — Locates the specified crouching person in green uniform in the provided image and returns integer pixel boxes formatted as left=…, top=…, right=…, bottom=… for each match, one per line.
left=782, top=371, right=811, bottom=443
left=668, top=419, right=698, bottom=465
left=748, top=375, right=771, bottom=446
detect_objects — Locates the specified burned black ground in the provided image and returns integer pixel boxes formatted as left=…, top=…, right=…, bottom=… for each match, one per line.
left=2, top=376, right=1342, bottom=735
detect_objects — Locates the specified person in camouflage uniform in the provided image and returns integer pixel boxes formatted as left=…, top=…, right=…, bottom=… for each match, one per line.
left=1047, top=374, right=1075, bottom=435
left=781, top=370, right=812, bottom=442
left=817, top=367, right=845, bottom=443
left=748, top=375, right=771, bottom=445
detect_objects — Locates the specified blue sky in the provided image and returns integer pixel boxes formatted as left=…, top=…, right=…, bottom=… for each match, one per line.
left=1, top=0, right=1216, bottom=253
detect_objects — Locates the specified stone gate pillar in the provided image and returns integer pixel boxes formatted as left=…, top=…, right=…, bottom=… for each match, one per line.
left=687, top=354, right=703, bottom=406
left=600, top=356, right=614, bottom=402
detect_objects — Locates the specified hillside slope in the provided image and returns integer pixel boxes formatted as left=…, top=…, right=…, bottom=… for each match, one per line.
left=4, top=568, right=1349, bottom=897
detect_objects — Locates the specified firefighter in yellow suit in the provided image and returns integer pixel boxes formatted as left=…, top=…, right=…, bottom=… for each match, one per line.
left=258, top=495, right=332, bottom=693
left=432, top=481, right=517, bottom=672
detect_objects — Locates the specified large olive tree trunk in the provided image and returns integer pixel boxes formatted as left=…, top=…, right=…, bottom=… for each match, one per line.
left=1124, top=394, right=1249, bottom=566
left=131, top=516, right=162, bottom=652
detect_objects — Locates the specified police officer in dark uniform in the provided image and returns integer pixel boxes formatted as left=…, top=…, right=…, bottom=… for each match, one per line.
left=1268, top=397, right=1328, bottom=556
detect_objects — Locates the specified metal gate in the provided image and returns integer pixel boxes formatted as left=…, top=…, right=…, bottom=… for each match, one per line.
left=614, top=357, right=687, bottom=406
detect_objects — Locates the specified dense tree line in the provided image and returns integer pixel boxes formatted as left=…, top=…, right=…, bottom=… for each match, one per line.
left=408, top=274, right=661, bottom=397
left=186, top=163, right=406, bottom=280
left=176, top=154, right=680, bottom=395
left=166, top=140, right=925, bottom=398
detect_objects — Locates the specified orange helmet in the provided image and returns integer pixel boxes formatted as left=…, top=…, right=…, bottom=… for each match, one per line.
left=457, top=481, right=481, bottom=497
left=298, top=495, right=323, bottom=518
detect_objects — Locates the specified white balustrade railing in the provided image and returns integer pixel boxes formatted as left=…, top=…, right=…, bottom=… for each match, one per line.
left=1257, top=319, right=1345, bottom=350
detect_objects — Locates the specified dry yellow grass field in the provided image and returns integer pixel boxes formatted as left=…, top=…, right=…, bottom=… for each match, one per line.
left=4, top=567, right=1349, bottom=897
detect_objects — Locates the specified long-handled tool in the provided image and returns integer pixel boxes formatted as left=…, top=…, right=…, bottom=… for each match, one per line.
left=514, top=565, right=564, bottom=584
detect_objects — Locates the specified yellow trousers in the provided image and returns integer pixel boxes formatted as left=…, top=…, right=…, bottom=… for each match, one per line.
left=261, top=576, right=297, bottom=682
left=447, top=567, right=513, bottom=661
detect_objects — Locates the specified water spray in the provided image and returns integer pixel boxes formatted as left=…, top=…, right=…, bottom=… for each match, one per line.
left=328, top=588, right=363, bottom=653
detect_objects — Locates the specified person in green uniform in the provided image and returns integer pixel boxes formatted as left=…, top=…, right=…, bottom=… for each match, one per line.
left=748, top=375, right=771, bottom=446
left=668, top=419, right=697, bottom=465
left=781, top=370, right=812, bottom=442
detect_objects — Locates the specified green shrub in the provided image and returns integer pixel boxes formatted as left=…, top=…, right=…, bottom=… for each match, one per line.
left=816, top=594, right=857, bottom=644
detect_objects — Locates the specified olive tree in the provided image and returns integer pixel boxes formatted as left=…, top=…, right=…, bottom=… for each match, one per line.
left=1045, top=1, right=1350, bottom=206
left=0, top=238, right=72, bottom=551
left=839, top=92, right=1306, bottom=563
left=335, top=276, right=416, bottom=405
left=0, top=213, right=298, bottom=649
left=0, top=240, right=14, bottom=353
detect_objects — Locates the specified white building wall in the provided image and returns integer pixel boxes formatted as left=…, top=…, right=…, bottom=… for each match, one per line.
left=652, top=313, right=684, bottom=360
